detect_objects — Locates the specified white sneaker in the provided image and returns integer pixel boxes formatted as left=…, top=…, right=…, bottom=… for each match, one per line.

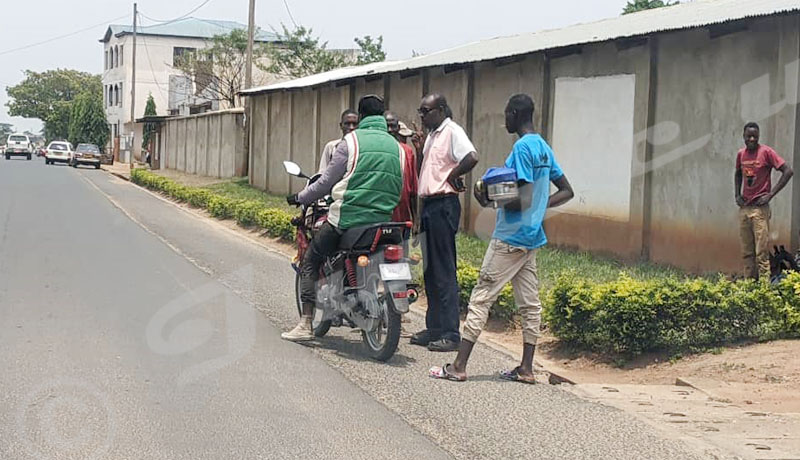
left=281, top=320, right=313, bottom=342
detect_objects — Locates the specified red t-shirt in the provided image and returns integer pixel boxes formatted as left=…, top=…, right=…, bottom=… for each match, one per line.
left=392, top=142, right=418, bottom=223
left=736, top=144, right=785, bottom=205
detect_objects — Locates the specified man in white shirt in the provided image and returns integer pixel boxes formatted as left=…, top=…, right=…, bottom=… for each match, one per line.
left=410, top=94, right=479, bottom=352
left=318, top=109, right=358, bottom=173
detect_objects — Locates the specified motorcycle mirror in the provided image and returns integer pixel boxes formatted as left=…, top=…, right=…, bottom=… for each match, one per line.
left=283, top=161, right=307, bottom=178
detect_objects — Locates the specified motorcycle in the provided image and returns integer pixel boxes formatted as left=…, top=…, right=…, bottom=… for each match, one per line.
left=283, top=161, right=419, bottom=361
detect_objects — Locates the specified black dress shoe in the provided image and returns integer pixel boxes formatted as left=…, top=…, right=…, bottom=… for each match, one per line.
left=427, top=338, right=460, bottom=352
left=410, top=330, right=433, bottom=346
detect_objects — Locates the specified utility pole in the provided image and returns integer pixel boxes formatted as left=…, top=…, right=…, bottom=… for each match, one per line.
left=245, top=0, right=255, bottom=89
left=130, top=2, right=138, bottom=168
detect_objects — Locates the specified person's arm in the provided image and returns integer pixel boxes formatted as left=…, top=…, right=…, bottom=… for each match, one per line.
left=447, top=125, right=479, bottom=192
left=447, top=152, right=479, bottom=191
left=755, top=163, right=794, bottom=206
left=296, top=141, right=348, bottom=205
left=548, top=175, right=574, bottom=208
left=735, top=169, right=745, bottom=207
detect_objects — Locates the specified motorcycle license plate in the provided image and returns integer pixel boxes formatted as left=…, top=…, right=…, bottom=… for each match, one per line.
left=379, top=263, right=412, bottom=281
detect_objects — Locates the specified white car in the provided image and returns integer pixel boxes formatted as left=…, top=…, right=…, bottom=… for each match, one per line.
left=5, top=134, right=33, bottom=160
left=45, top=141, right=74, bottom=165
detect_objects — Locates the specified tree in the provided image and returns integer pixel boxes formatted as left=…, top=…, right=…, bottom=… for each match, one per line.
left=622, top=0, right=679, bottom=14
left=262, top=25, right=387, bottom=79
left=354, top=35, right=386, bottom=66
left=174, top=29, right=263, bottom=108
left=141, top=94, right=157, bottom=150
left=6, top=69, right=101, bottom=140
left=68, top=90, right=109, bottom=150
left=0, top=123, right=14, bottom=140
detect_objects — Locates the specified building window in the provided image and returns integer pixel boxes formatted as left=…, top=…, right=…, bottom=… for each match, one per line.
left=114, top=85, right=119, bottom=106
left=173, top=47, right=196, bottom=66
left=108, top=86, right=113, bottom=107
left=119, top=83, right=123, bottom=107
left=119, top=45, right=123, bottom=66
left=104, top=51, right=108, bottom=70
left=114, top=45, right=119, bottom=67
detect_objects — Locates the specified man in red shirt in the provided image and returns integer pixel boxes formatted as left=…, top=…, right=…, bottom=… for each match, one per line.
left=385, top=111, right=418, bottom=223
left=735, top=122, right=794, bottom=279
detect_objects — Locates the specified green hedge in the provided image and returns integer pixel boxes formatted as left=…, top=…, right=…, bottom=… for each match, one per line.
left=545, top=271, right=800, bottom=355
left=131, top=169, right=295, bottom=242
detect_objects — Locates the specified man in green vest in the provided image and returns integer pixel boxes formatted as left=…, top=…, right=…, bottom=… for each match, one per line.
left=282, top=94, right=405, bottom=342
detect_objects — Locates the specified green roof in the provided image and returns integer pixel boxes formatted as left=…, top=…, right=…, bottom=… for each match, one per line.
left=100, top=17, right=278, bottom=43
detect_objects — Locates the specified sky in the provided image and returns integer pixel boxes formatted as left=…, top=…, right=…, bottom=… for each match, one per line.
left=0, top=0, right=631, bottom=133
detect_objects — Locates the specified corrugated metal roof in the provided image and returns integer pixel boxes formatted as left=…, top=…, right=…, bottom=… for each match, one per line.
left=241, top=0, right=800, bottom=96
left=100, top=17, right=278, bottom=43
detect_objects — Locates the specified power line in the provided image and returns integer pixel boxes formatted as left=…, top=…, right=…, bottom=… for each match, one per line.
left=139, top=0, right=215, bottom=25
left=0, top=13, right=129, bottom=58
left=282, top=0, right=299, bottom=28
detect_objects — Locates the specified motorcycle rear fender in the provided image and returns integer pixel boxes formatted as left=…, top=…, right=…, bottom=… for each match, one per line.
left=384, top=280, right=409, bottom=314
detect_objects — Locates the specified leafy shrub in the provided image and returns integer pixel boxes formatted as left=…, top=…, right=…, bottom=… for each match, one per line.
left=233, top=200, right=264, bottom=227
left=545, top=272, right=800, bottom=355
left=256, top=208, right=296, bottom=241
left=131, top=169, right=295, bottom=242
left=207, top=195, right=238, bottom=219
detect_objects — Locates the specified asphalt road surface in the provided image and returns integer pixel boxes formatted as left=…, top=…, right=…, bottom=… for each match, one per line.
left=0, top=157, right=702, bottom=459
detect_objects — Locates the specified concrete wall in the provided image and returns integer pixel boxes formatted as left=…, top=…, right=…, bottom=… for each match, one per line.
left=649, top=15, right=800, bottom=273
left=245, top=13, right=800, bottom=273
left=267, top=92, right=291, bottom=195
left=159, top=109, right=246, bottom=178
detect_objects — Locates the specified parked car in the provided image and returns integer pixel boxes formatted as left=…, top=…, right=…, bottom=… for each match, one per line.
left=5, top=134, right=33, bottom=160
left=44, top=141, right=73, bottom=165
left=71, top=143, right=102, bottom=169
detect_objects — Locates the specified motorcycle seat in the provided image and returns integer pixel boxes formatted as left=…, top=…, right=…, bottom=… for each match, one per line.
left=338, top=223, right=405, bottom=251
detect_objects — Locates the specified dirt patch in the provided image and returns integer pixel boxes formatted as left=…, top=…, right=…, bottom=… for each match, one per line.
left=533, top=335, right=800, bottom=414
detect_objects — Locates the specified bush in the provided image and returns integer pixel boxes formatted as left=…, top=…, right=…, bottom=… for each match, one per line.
left=545, top=272, right=800, bottom=355
left=131, top=169, right=295, bottom=242
left=256, top=208, right=296, bottom=241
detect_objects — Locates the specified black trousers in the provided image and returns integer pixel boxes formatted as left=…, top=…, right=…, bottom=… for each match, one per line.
left=300, top=222, right=341, bottom=306
left=421, top=195, right=461, bottom=342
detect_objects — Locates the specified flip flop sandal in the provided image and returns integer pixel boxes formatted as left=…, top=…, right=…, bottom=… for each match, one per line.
left=499, top=367, right=536, bottom=384
left=429, top=364, right=466, bottom=382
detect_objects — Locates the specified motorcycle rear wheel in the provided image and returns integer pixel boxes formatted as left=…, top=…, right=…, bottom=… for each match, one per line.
left=362, top=285, right=401, bottom=362
left=294, top=271, right=331, bottom=337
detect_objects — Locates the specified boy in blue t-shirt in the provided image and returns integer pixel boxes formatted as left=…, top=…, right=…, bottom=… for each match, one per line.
left=430, top=94, right=573, bottom=383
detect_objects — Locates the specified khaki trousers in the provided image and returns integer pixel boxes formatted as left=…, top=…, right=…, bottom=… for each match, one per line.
left=739, top=205, right=771, bottom=280
left=462, top=239, right=542, bottom=346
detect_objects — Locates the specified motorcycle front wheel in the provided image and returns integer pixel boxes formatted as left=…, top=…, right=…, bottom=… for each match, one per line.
left=294, top=271, right=331, bottom=337
left=362, top=282, right=401, bottom=362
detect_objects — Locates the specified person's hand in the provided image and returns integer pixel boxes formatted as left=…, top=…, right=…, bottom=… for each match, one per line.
left=753, top=194, right=772, bottom=207
left=410, top=121, right=426, bottom=153
left=447, top=174, right=466, bottom=192
left=473, top=180, right=490, bottom=208
left=286, top=194, right=300, bottom=206
left=736, top=195, right=746, bottom=207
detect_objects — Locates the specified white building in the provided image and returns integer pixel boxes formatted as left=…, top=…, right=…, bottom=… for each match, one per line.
left=99, top=18, right=278, bottom=162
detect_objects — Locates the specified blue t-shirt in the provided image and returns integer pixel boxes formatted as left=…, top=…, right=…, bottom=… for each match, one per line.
left=492, top=133, right=563, bottom=250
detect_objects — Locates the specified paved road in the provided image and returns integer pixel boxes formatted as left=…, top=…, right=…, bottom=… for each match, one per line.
left=0, top=157, right=702, bottom=459
left=0, top=157, right=451, bottom=460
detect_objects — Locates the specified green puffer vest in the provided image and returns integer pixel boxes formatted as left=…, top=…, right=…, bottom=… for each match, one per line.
left=328, top=115, right=403, bottom=230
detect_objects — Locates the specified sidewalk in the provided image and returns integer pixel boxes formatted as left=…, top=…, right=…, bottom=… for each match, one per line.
left=100, top=161, right=137, bottom=181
